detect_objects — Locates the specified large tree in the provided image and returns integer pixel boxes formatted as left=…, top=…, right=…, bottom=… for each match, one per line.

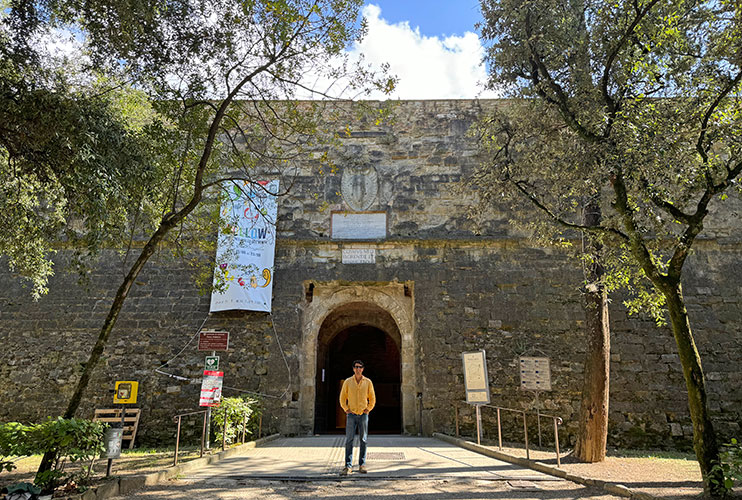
left=477, top=0, right=741, bottom=496
left=2, top=0, right=393, bottom=485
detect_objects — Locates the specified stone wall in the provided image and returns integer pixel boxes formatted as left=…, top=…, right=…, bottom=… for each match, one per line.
left=0, top=99, right=740, bottom=449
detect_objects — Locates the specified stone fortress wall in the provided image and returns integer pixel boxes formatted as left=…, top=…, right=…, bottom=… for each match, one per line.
left=0, top=100, right=740, bottom=449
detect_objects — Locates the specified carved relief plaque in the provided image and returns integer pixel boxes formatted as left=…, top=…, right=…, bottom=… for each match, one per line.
left=341, top=165, right=379, bottom=211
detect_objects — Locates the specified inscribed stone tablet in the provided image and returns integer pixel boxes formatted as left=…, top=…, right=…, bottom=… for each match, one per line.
left=331, top=212, right=387, bottom=240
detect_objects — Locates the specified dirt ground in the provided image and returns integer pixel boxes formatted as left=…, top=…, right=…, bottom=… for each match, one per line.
left=490, top=445, right=709, bottom=500
left=2, top=444, right=740, bottom=499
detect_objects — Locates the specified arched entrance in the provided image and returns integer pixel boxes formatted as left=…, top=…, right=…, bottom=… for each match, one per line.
left=299, top=281, right=417, bottom=435
left=314, top=303, right=402, bottom=434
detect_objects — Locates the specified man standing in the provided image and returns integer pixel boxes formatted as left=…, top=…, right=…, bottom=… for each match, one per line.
left=339, top=359, right=376, bottom=475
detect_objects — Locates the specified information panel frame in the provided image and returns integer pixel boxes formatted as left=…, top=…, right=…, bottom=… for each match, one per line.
left=462, top=350, right=491, bottom=405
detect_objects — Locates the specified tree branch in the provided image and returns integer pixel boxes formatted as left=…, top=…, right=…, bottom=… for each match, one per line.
left=600, top=0, right=661, bottom=127
left=509, top=178, right=629, bottom=240
left=696, top=69, right=742, bottom=168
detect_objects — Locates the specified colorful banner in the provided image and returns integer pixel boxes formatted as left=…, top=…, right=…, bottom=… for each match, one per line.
left=210, top=180, right=279, bottom=312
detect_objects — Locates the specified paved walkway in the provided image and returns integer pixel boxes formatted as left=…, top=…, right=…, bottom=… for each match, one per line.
left=183, top=435, right=560, bottom=481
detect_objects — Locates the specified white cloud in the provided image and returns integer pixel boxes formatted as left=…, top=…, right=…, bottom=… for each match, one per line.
left=347, top=4, right=498, bottom=99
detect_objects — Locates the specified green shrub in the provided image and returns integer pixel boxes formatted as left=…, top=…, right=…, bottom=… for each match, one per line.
left=31, top=417, right=106, bottom=489
left=211, top=396, right=262, bottom=446
left=0, top=422, right=34, bottom=472
left=711, top=437, right=742, bottom=493
left=0, top=418, right=105, bottom=490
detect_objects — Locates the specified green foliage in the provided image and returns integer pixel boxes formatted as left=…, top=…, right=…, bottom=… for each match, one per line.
left=0, top=418, right=104, bottom=488
left=211, top=396, right=263, bottom=446
left=0, top=422, right=32, bottom=472
left=711, top=438, right=742, bottom=493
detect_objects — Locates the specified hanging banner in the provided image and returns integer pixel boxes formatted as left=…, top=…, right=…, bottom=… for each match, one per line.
left=210, top=180, right=279, bottom=312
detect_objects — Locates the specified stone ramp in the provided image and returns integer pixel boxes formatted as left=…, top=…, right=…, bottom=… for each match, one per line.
left=183, top=435, right=559, bottom=481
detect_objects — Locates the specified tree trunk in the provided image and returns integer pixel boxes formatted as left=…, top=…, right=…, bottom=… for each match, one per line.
left=573, top=201, right=610, bottom=462
left=664, top=282, right=724, bottom=498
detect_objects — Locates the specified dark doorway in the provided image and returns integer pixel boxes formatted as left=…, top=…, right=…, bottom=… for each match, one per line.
left=314, top=325, right=401, bottom=434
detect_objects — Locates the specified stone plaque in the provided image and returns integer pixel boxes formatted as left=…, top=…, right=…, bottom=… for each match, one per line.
left=331, top=212, right=386, bottom=240
left=519, top=357, right=551, bottom=391
left=342, top=248, right=376, bottom=264
left=341, top=165, right=378, bottom=211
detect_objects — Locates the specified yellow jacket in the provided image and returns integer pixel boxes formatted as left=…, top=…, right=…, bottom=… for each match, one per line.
left=339, top=376, right=376, bottom=415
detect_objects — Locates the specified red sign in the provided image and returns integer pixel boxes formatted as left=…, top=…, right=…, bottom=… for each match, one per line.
left=198, top=331, right=229, bottom=351
left=199, top=370, right=223, bottom=407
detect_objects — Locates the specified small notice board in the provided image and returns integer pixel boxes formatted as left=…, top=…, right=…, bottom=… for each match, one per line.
left=519, top=357, right=551, bottom=391
left=462, top=350, right=490, bottom=404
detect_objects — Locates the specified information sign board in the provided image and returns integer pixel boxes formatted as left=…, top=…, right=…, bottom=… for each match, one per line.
left=462, top=350, right=490, bottom=404
left=198, top=331, right=229, bottom=351
left=199, top=370, right=223, bottom=407
left=519, top=357, right=551, bottom=391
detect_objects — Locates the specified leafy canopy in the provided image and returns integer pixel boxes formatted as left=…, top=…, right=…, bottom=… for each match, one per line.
left=474, top=0, right=742, bottom=320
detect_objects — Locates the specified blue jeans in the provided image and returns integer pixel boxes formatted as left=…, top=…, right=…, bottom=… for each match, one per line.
left=344, top=413, right=369, bottom=468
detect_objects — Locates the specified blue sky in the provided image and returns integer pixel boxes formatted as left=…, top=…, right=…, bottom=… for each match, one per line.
left=365, top=0, right=482, bottom=38
left=342, top=2, right=496, bottom=99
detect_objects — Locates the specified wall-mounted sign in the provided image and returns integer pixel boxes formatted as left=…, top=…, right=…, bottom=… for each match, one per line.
left=205, top=356, right=220, bottom=371
left=113, top=381, right=138, bottom=404
left=462, top=350, right=490, bottom=404
left=519, top=357, right=551, bottom=391
left=342, top=248, right=376, bottom=264
left=331, top=212, right=387, bottom=240
left=198, top=331, right=229, bottom=351
left=199, top=370, right=223, bottom=407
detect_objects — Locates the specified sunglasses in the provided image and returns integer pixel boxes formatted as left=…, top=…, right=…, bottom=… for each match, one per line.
left=353, top=365, right=364, bottom=369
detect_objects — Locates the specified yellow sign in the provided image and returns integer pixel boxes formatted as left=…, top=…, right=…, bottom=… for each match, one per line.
left=114, top=381, right=138, bottom=404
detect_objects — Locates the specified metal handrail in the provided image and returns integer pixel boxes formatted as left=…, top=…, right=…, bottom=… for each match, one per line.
left=455, top=402, right=564, bottom=467
left=173, top=410, right=208, bottom=466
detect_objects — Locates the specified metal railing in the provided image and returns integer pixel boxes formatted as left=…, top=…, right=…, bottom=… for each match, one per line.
left=173, top=407, right=265, bottom=466
left=173, top=410, right=208, bottom=466
left=455, top=402, right=563, bottom=467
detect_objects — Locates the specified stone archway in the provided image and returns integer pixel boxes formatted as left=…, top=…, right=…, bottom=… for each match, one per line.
left=314, top=303, right=402, bottom=433
left=300, top=281, right=416, bottom=435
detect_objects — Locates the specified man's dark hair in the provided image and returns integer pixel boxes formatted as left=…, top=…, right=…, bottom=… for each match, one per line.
left=352, top=360, right=364, bottom=367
